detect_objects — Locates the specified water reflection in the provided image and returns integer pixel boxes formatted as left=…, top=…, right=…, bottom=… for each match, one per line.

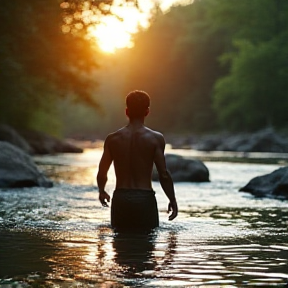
left=113, top=232, right=157, bottom=275
left=1, top=225, right=288, bottom=287
left=1, top=150, right=288, bottom=287
left=45, top=226, right=119, bottom=284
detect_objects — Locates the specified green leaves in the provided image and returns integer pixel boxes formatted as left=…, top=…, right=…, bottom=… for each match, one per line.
left=212, top=0, right=288, bottom=131
left=0, top=0, right=100, bottom=133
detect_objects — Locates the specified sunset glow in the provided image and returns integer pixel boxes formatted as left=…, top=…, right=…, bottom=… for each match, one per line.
left=86, top=1, right=153, bottom=53
left=62, top=0, right=193, bottom=54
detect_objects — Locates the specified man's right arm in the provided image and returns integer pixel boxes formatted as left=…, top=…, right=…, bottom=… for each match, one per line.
left=154, top=133, right=178, bottom=221
left=97, top=136, right=113, bottom=207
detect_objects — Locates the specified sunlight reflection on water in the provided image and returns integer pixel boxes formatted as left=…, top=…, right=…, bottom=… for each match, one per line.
left=0, top=148, right=288, bottom=287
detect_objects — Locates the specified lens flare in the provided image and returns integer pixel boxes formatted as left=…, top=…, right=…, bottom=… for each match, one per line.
left=84, top=0, right=193, bottom=53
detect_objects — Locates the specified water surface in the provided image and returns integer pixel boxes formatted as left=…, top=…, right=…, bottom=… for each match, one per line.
left=0, top=149, right=288, bottom=287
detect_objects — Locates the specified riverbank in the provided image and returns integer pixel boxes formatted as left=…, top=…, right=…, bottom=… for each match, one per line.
left=166, top=148, right=288, bottom=165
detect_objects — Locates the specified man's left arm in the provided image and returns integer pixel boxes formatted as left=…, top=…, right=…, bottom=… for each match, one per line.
left=154, top=133, right=178, bottom=221
left=97, top=137, right=113, bottom=207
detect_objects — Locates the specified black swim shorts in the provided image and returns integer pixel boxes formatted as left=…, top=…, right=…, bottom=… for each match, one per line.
left=111, top=188, right=159, bottom=232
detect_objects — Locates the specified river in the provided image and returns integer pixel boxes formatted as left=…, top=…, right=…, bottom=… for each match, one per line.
left=0, top=148, right=288, bottom=287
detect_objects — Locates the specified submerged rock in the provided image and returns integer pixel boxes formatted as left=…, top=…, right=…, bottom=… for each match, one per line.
left=239, top=166, right=288, bottom=199
left=152, top=154, right=209, bottom=182
left=0, top=141, right=53, bottom=188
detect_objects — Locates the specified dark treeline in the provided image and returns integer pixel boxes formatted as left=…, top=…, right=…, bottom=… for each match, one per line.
left=1, top=0, right=287, bottom=137
left=0, top=0, right=100, bottom=136
left=124, top=0, right=288, bottom=134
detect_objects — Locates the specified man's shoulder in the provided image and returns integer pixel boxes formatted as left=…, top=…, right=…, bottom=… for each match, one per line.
left=143, top=127, right=165, bottom=144
left=105, top=127, right=127, bottom=143
left=145, top=126, right=164, bottom=137
left=106, top=127, right=126, bottom=137
left=105, top=126, right=165, bottom=144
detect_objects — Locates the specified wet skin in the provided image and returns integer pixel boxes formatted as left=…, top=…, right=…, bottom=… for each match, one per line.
left=97, top=116, right=178, bottom=221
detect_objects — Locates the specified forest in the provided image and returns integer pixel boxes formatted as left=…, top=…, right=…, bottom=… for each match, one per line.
left=1, top=0, right=288, bottom=138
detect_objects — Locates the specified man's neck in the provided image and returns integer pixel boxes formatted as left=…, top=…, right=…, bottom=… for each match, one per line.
left=127, top=118, right=145, bottom=128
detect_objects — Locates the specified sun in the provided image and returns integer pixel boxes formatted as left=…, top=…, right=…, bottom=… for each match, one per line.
left=66, top=0, right=194, bottom=54
left=87, top=3, right=152, bottom=54
left=87, top=16, right=135, bottom=54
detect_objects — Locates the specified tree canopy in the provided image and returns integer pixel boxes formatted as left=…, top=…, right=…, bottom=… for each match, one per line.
left=123, top=0, right=288, bottom=133
left=0, top=0, right=100, bottom=134
left=212, top=0, right=288, bottom=131
left=123, top=1, right=227, bottom=133
left=1, top=0, right=287, bottom=136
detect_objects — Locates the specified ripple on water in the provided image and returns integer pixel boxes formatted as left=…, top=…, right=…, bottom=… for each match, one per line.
left=1, top=158, right=288, bottom=287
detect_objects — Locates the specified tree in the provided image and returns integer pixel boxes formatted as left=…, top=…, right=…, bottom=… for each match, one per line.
left=123, top=0, right=227, bottom=133
left=0, top=0, right=100, bottom=134
left=212, top=0, right=288, bottom=131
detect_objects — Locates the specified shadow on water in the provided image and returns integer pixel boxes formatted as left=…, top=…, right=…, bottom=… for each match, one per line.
left=0, top=230, right=54, bottom=277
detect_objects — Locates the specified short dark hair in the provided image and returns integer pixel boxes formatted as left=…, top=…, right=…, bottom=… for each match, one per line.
left=126, top=90, right=150, bottom=119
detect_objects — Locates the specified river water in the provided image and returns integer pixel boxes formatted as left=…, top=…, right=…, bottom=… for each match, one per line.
left=0, top=149, right=288, bottom=287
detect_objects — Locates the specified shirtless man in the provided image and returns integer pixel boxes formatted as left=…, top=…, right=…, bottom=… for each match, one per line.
left=97, top=90, right=178, bottom=231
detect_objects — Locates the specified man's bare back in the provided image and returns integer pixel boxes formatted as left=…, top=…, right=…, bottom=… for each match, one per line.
left=107, top=123, right=165, bottom=190
left=96, top=90, right=178, bottom=230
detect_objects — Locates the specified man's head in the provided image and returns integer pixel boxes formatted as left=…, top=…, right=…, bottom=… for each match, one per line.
left=126, top=90, right=150, bottom=119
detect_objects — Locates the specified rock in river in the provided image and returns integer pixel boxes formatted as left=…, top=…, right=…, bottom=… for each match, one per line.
left=239, top=166, right=288, bottom=199
left=152, top=154, right=209, bottom=182
left=0, top=141, right=53, bottom=188
left=0, top=124, right=33, bottom=154
left=18, top=129, right=83, bottom=155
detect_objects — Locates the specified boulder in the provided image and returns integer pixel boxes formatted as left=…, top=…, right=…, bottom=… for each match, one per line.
left=0, top=124, right=83, bottom=155
left=0, top=141, right=53, bottom=188
left=194, top=128, right=288, bottom=153
left=245, top=128, right=288, bottom=153
left=152, top=154, right=209, bottom=182
left=166, top=134, right=196, bottom=149
left=0, top=124, right=33, bottom=154
left=216, top=133, right=250, bottom=152
left=219, top=128, right=288, bottom=153
left=18, top=129, right=83, bottom=155
left=194, top=134, right=225, bottom=151
left=239, top=166, right=288, bottom=199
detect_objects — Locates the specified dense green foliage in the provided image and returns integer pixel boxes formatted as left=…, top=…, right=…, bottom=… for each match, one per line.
left=124, top=0, right=288, bottom=133
left=124, top=2, right=227, bottom=132
left=0, top=0, right=99, bottom=135
left=212, top=0, right=288, bottom=131
left=1, top=0, right=287, bottom=136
